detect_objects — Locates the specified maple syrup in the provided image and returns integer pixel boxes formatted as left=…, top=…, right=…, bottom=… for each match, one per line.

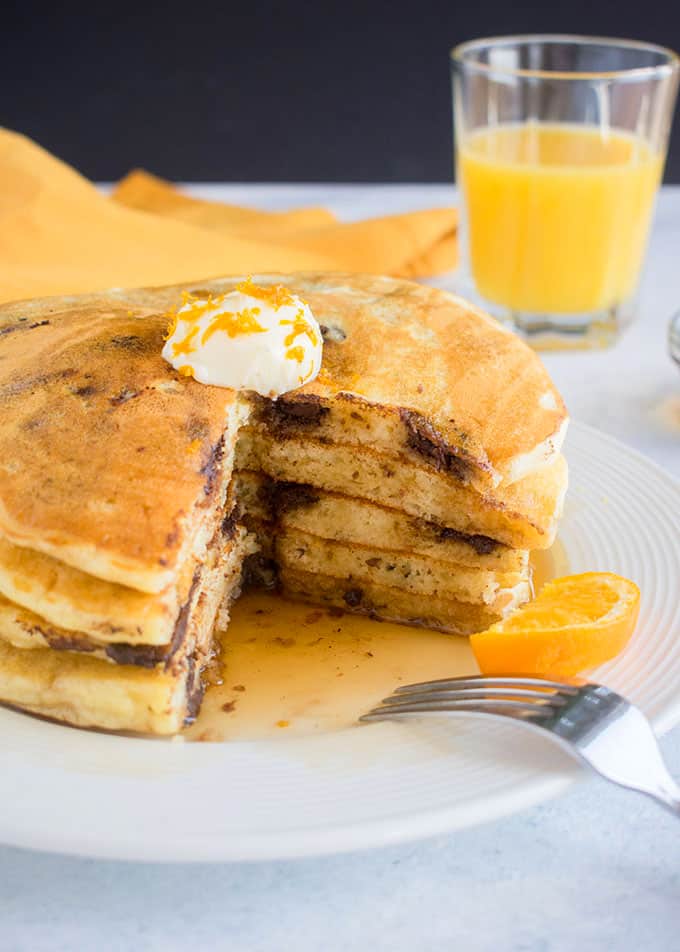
left=185, top=541, right=569, bottom=742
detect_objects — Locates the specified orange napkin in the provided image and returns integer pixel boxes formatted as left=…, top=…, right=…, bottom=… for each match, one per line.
left=113, top=169, right=338, bottom=233
left=0, top=129, right=458, bottom=305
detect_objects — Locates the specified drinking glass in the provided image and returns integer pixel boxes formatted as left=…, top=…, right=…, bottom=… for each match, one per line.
left=451, top=35, right=679, bottom=347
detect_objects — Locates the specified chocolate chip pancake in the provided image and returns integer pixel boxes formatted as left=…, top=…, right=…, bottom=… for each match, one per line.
left=0, top=273, right=569, bottom=733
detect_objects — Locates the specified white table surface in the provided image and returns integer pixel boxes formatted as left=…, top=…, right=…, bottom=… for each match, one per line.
left=1, top=185, right=679, bottom=952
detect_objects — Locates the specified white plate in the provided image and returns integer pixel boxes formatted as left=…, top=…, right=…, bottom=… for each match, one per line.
left=1, top=421, right=679, bottom=862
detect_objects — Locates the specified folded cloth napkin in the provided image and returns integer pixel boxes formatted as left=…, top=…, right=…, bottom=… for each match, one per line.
left=0, top=129, right=458, bottom=305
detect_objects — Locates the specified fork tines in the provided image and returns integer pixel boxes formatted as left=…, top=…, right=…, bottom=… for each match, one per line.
left=360, top=675, right=579, bottom=723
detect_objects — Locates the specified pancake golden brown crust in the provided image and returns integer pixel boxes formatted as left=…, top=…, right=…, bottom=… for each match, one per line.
left=0, top=273, right=566, bottom=594
left=0, top=294, right=246, bottom=592
left=0, top=273, right=567, bottom=564
left=189, top=273, right=568, bottom=485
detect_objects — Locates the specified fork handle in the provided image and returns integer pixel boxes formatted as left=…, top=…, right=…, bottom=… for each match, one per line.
left=594, top=774, right=680, bottom=819
left=649, top=786, right=680, bottom=818
left=577, top=748, right=680, bottom=821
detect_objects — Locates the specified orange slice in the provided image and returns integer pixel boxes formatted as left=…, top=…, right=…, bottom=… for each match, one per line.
left=470, top=572, right=640, bottom=678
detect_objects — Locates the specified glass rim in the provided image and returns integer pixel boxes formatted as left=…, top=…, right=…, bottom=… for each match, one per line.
left=450, top=34, right=680, bottom=82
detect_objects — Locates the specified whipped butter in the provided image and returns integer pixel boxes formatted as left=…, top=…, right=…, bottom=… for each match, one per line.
left=162, top=279, right=323, bottom=397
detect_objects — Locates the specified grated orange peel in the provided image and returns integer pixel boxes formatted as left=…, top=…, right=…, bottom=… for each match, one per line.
left=470, top=572, right=640, bottom=678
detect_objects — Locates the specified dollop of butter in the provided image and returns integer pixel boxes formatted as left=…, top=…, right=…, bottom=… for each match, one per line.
left=162, top=279, right=323, bottom=397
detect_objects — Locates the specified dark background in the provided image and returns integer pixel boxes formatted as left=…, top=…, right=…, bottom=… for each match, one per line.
left=4, top=1, right=680, bottom=183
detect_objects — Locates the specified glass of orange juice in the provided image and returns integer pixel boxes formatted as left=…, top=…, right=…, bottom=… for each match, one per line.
left=451, top=36, right=679, bottom=347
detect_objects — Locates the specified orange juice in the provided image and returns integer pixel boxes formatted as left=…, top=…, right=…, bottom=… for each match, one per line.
left=458, top=123, right=663, bottom=314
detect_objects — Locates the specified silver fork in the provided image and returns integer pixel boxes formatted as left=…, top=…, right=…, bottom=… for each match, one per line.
left=361, top=676, right=680, bottom=817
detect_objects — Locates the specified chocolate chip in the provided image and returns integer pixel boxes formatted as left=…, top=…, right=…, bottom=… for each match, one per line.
left=184, top=655, right=204, bottom=724
left=438, top=526, right=499, bottom=555
left=73, top=384, right=99, bottom=398
left=200, top=436, right=225, bottom=496
left=273, top=481, right=320, bottom=514
left=399, top=409, right=471, bottom=483
left=42, top=630, right=97, bottom=653
left=0, top=319, right=50, bottom=337
left=221, top=509, right=239, bottom=540
left=243, top=553, right=279, bottom=589
left=110, top=386, right=140, bottom=406
left=343, top=588, right=363, bottom=608
left=109, top=334, right=147, bottom=352
left=103, top=568, right=202, bottom=671
left=258, top=394, right=329, bottom=431
left=105, top=643, right=167, bottom=668
left=319, top=324, right=347, bottom=343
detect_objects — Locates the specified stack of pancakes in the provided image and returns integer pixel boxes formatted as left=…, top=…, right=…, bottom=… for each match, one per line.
left=0, top=273, right=567, bottom=733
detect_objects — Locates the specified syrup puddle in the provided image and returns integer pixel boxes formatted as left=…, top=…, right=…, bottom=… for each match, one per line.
left=184, top=540, right=568, bottom=743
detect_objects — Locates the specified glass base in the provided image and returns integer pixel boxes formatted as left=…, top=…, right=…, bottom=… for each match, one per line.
left=501, top=303, right=631, bottom=350
left=430, top=273, right=634, bottom=350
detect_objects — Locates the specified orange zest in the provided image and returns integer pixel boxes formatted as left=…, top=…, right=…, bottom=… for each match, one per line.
left=171, top=324, right=200, bottom=358
left=285, top=345, right=305, bottom=363
left=236, top=277, right=295, bottom=309
left=470, top=572, right=640, bottom=678
left=280, top=309, right=319, bottom=347
left=201, top=307, right=265, bottom=344
left=165, top=292, right=216, bottom=340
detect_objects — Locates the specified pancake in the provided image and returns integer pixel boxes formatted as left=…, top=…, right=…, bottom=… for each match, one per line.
left=229, top=272, right=568, bottom=489
left=0, top=272, right=566, bottom=584
left=0, top=524, right=254, bottom=662
left=0, top=529, right=253, bottom=733
left=0, top=293, right=249, bottom=592
left=0, top=272, right=569, bottom=734
left=0, top=640, right=186, bottom=734
left=236, top=430, right=567, bottom=549
left=249, top=390, right=567, bottom=490
left=0, top=470, right=239, bottom=645
left=272, top=528, right=530, bottom=608
left=235, top=470, right=529, bottom=573
left=279, top=567, right=518, bottom=635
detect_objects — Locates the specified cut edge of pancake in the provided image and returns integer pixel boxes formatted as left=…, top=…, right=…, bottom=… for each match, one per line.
left=237, top=429, right=568, bottom=550
left=258, top=523, right=531, bottom=609
left=0, top=529, right=257, bottom=734
left=0, top=272, right=569, bottom=734
left=235, top=469, right=530, bottom=572
left=278, top=567, right=517, bottom=637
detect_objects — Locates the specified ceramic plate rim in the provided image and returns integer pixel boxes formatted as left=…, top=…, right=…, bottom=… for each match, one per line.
left=0, top=420, right=678, bottom=863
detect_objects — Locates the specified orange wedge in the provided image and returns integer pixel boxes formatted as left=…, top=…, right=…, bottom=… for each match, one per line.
left=470, top=572, right=640, bottom=678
